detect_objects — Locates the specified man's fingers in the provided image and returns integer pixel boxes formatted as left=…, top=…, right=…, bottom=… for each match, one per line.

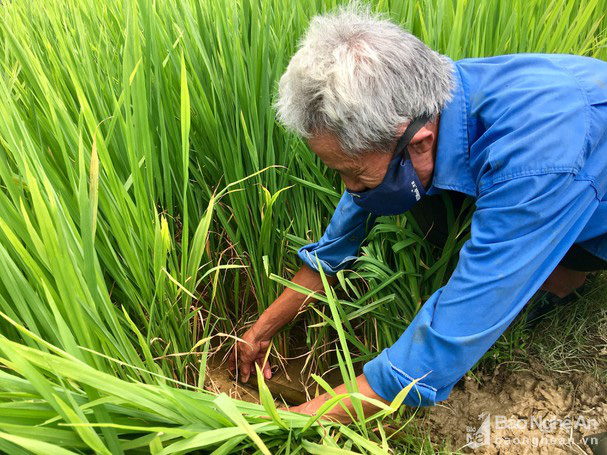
left=257, top=340, right=272, bottom=379
left=228, top=344, right=247, bottom=372
left=263, top=361, right=272, bottom=379
left=227, top=350, right=236, bottom=372
left=227, top=335, right=269, bottom=383
left=240, top=363, right=251, bottom=383
left=229, top=341, right=254, bottom=375
left=262, top=358, right=272, bottom=379
left=255, top=356, right=272, bottom=380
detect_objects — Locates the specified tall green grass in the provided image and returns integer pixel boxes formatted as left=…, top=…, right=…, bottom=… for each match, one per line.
left=0, top=0, right=604, bottom=452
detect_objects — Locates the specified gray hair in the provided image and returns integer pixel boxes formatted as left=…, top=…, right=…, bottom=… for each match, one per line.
left=274, top=3, right=455, bottom=155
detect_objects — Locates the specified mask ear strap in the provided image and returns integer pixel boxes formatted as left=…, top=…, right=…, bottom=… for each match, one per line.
left=394, top=115, right=432, bottom=159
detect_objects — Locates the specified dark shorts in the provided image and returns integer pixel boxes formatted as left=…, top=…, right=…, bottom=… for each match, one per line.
left=409, top=191, right=607, bottom=273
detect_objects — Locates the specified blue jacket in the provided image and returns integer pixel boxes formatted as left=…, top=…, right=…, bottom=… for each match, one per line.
left=297, top=54, right=607, bottom=406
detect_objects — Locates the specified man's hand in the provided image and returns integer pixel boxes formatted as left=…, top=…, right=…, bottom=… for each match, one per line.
left=286, top=374, right=389, bottom=424
left=227, top=265, right=335, bottom=383
left=228, top=328, right=272, bottom=383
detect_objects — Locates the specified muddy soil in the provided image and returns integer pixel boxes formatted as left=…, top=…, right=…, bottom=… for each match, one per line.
left=205, top=353, right=605, bottom=454
left=204, top=351, right=344, bottom=406
left=420, top=362, right=606, bottom=454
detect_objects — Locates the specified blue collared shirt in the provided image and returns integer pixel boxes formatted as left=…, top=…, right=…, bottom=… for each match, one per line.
left=297, top=54, right=607, bottom=406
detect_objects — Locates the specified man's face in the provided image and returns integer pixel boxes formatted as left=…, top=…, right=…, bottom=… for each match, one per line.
left=306, top=133, right=392, bottom=192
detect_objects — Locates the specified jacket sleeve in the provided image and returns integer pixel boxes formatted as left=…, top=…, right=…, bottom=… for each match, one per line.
left=363, top=173, right=600, bottom=406
left=298, top=191, right=376, bottom=275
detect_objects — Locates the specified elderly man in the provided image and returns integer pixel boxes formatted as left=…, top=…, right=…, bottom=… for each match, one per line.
left=229, top=6, right=607, bottom=422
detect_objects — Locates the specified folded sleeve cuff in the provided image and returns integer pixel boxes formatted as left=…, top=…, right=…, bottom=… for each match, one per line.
left=297, top=192, right=376, bottom=276
left=363, top=349, right=438, bottom=407
left=297, top=246, right=357, bottom=276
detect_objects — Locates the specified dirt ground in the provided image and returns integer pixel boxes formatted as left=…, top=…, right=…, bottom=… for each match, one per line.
left=205, top=351, right=343, bottom=406
left=205, top=354, right=605, bottom=454
left=421, top=362, right=606, bottom=454
left=205, top=361, right=308, bottom=406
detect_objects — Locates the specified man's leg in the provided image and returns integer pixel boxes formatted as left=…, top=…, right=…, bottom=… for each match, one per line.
left=539, top=243, right=607, bottom=297
left=527, top=244, right=606, bottom=324
left=539, top=264, right=588, bottom=298
left=409, top=193, right=605, bottom=315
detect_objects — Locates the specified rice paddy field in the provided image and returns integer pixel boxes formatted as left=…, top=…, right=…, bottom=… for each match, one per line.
left=0, top=0, right=605, bottom=453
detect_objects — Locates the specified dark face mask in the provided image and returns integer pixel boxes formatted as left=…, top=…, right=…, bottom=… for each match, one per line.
left=348, top=116, right=431, bottom=216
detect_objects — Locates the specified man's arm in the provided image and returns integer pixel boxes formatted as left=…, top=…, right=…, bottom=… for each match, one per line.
left=248, top=264, right=336, bottom=340
left=228, top=265, right=336, bottom=382
left=288, top=373, right=389, bottom=423
left=363, top=172, right=600, bottom=406
left=229, top=191, right=375, bottom=382
left=290, top=172, right=600, bottom=421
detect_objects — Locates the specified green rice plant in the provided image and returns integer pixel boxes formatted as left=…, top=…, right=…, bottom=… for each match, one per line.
left=344, top=196, right=475, bottom=355
left=0, top=316, right=391, bottom=454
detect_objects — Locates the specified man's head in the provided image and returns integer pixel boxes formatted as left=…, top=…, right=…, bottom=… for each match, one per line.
left=274, top=3, right=454, bottom=190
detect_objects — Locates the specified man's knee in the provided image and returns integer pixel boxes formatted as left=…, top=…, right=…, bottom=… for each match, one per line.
left=540, top=265, right=587, bottom=298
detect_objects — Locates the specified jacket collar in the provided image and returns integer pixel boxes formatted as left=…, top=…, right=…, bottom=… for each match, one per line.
left=427, top=60, right=477, bottom=197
